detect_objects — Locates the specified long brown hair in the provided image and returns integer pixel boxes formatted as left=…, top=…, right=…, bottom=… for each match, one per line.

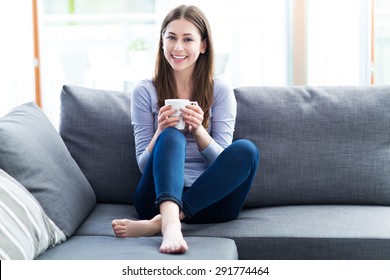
left=153, top=5, right=214, bottom=128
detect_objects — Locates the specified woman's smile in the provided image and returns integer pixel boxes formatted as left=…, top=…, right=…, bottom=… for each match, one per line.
left=172, top=54, right=188, bottom=62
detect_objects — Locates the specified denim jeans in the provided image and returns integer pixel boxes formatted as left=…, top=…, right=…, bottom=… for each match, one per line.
left=133, top=128, right=260, bottom=223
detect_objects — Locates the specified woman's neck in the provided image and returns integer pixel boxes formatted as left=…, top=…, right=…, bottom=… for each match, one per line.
left=174, top=71, right=192, bottom=99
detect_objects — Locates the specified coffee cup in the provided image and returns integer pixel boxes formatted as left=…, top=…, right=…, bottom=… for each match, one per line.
left=165, top=99, right=198, bottom=130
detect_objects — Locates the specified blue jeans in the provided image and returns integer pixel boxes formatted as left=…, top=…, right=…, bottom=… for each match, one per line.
left=134, top=128, right=260, bottom=223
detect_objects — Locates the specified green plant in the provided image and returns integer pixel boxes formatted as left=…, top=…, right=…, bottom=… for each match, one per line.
left=128, top=38, right=149, bottom=51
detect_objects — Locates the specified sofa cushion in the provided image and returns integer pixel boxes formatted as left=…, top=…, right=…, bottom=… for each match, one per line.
left=0, top=102, right=96, bottom=237
left=234, top=86, right=390, bottom=207
left=0, top=169, right=66, bottom=259
left=75, top=203, right=137, bottom=236
left=75, top=203, right=390, bottom=260
left=183, top=205, right=390, bottom=259
left=60, top=85, right=141, bottom=204
left=37, top=235, right=238, bottom=260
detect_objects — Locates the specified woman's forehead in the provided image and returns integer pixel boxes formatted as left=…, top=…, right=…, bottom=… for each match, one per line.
left=164, top=19, right=201, bottom=36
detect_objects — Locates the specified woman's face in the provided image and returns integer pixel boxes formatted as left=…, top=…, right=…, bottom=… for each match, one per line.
left=162, top=18, right=207, bottom=76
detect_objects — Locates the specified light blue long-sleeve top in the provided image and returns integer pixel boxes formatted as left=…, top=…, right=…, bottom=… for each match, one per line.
left=131, top=76, right=237, bottom=187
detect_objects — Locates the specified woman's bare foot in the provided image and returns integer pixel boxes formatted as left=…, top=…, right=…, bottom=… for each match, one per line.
left=112, top=215, right=161, bottom=238
left=159, top=201, right=188, bottom=254
left=160, top=220, right=188, bottom=254
left=112, top=202, right=188, bottom=254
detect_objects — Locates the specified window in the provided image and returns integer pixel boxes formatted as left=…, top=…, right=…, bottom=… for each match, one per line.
left=2, top=1, right=386, bottom=123
left=0, top=1, right=35, bottom=117
left=39, top=0, right=290, bottom=126
left=306, top=0, right=371, bottom=85
left=374, top=0, right=390, bottom=84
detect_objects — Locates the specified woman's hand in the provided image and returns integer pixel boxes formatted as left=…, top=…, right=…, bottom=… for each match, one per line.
left=181, top=104, right=211, bottom=151
left=147, top=105, right=180, bottom=153
left=157, top=105, right=180, bottom=133
left=181, top=103, right=204, bottom=133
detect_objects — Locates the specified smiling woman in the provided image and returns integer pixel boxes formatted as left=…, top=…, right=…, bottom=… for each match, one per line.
left=111, top=4, right=260, bottom=254
left=155, top=7, right=213, bottom=126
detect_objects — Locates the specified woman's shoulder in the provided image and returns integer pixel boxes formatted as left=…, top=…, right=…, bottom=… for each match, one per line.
left=133, top=79, right=155, bottom=93
left=132, top=79, right=157, bottom=97
left=213, top=75, right=235, bottom=100
left=131, top=79, right=158, bottom=105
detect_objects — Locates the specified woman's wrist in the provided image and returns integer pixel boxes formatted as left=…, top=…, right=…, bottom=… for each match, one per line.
left=192, top=125, right=211, bottom=151
left=147, top=129, right=162, bottom=153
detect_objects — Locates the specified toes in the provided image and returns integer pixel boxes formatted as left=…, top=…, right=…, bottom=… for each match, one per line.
left=112, top=220, right=120, bottom=228
left=112, top=219, right=125, bottom=226
left=160, top=242, right=188, bottom=254
left=159, top=243, right=173, bottom=254
left=113, top=226, right=125, bottom=234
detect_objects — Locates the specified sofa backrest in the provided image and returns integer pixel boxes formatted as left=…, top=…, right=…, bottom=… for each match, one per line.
left=60, top=85, right=390, bottom=207
left=60, top=85, right=140, bottom=204
left=234, top=86, right=390, bottom=207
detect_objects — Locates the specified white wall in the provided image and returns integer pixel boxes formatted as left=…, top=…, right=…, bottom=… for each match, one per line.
left=0, top=1, right=36, bottom=117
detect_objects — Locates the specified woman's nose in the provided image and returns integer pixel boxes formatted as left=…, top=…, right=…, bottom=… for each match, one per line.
left=174, top=41, right=183, bottom=51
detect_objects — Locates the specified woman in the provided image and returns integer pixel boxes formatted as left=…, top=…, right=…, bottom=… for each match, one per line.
left=112, top=5, right=259, bottom=254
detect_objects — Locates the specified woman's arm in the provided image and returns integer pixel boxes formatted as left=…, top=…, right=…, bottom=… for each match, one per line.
left=181, top=103, right=211, bottom=151
left=131, top=81, right=155, bottom=172
left=131, top=80, right=180, bottom=172
left=182, top=78, right=237, bottom=165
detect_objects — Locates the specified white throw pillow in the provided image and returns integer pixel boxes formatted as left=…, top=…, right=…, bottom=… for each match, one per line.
left=0, top=169, right=66, bottom=260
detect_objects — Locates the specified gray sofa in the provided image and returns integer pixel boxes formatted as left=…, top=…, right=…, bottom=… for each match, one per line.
left=1, top=84, right=389, bottom=260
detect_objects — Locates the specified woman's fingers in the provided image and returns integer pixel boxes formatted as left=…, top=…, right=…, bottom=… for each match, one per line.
left=158, top=105, right=179, bottom=128
left=181, top=105, right=203, bottom=129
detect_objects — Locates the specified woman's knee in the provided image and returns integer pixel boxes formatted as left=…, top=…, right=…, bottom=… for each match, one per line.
left=232, top=139, right=260, bottom=164
left=158, top=127, right=186, bottom=147
left=160, top=127, right=185, bottom=140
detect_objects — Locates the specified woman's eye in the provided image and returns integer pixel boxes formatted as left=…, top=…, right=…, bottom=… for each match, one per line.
left=166, top=36, right=176, bottom=40
left=184, top=38, right=193, bottom=42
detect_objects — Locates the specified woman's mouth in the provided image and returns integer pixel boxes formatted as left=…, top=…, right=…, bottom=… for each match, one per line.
left=172, top=54, right=187, bottom=61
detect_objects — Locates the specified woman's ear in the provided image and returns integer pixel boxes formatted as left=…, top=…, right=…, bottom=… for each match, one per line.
left=200, top=39, right=207, bottom=54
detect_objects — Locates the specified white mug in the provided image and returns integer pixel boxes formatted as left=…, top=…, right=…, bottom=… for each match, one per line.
left=165, top=99, right=198, bottom=130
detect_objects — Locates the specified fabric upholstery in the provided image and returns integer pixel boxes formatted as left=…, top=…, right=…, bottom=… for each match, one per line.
left=37, top=235, right=238, bottom=260
left=5, top=85, right=389, bottom=260
left=184, top=205, right=390, bottom=259
left=73, top=203, right=390, bottom=260
left=60, top=85, right=141, bottom=204
left=0, top=102, right=96, bottom=237
left=234, top=86, right=390, bottom=207
left=75, top=203, right=137, bottom=236
left=0, top=169, right=66, bottom=259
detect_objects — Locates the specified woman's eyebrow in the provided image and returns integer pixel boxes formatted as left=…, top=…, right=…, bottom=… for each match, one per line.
left=166, top=31, right=194, bottom=37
